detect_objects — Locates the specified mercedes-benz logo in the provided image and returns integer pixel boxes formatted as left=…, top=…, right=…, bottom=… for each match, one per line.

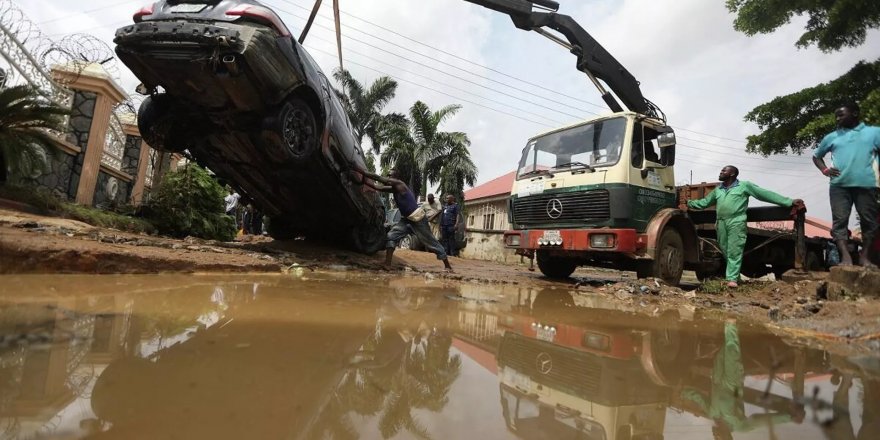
left=546, top=199, right=563, bottom=219
left=536, top=352, right=553, bottom=374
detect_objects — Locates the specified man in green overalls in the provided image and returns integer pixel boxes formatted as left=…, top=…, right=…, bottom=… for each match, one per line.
left=687, top=166, right=804, bottom=288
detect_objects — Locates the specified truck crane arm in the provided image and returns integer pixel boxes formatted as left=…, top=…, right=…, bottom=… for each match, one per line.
left=463, top=0, right=664, bottom=122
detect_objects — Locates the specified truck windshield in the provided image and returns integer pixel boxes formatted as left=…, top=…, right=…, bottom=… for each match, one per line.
left=500, top=386, right=607, bottom=439
left=517, top=117, right=626, bottom=179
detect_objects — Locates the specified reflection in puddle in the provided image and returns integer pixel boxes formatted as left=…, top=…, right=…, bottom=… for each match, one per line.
left=0, top=274, right=877, bottom=439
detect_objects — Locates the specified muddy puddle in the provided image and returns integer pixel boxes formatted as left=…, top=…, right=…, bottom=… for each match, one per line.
left=0, top=272, right=877, bottom=439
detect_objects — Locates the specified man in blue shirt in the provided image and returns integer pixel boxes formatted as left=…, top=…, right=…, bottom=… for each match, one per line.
left=351, top=166, right=453, bottom=271
left=440, top=195, right=460, bottom=257
left=812, top=102, right=880, bottom=267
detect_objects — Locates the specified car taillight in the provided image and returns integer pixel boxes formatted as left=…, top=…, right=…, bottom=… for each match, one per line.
left=133, top=2, right=155, bottom=23
left=226, top=4, right=291, bottom=37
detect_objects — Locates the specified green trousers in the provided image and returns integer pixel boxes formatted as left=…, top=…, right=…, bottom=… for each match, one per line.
left=717, top=218, right=747, bottom=281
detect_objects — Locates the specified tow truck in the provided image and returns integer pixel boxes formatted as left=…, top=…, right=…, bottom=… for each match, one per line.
left=463, top=0, right=820, bottom=285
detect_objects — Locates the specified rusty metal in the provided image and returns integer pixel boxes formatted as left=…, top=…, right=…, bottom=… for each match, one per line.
left=332, top=0, right=343, bottom=70
left=298, top=0, right=323, bottom=44
left=794, top=209, right=806, bottom=271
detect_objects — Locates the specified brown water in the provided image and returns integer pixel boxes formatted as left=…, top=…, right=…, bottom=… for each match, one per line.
left=0, top=273, right=877, bottom=440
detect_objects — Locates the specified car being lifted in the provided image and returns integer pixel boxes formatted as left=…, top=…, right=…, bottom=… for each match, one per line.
left=114, top=0, right=385, bottom=253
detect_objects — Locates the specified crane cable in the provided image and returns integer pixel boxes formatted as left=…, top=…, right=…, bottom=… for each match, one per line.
left=299, top=0, right=344, bottom=71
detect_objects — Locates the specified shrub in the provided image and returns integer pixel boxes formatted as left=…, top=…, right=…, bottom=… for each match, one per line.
left=144, top=163, right=235, bottom=241
left=0, top=183, right=155, bottom=233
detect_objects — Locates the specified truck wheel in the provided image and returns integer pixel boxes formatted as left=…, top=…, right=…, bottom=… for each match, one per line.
left=267, top=97, right=318, bottom=163
left=536, top=251, right=577, bottom=279
left=399, top=235, right=413, bottom=250
left=642, top=228, right=684, bottom=285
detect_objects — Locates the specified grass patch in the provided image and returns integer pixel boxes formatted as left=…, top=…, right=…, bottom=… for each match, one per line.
left=0, top=183, right=155, bottom=234
left=697, top=278, right=771, bottom=294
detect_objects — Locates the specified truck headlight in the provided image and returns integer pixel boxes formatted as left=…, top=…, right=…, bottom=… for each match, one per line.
left=589, top=233, right=615, bottom=248
left=505, top=234, right=521, bottom=246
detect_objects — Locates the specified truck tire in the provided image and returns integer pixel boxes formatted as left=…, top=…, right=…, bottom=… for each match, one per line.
left=639, top=228, right=684, bottom=286
left=536, top=251, right=577, bottom=279
left=266, top=97, right=318, bottom=163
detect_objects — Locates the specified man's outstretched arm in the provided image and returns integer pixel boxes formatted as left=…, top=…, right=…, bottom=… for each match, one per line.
left=350, top=164, right=393, bottom=192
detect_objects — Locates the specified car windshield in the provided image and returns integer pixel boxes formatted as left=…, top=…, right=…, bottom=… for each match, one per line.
left=517, top=117, right=626, bottom=179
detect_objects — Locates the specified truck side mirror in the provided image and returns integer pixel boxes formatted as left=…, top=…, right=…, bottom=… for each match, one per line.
left=657, top=131, right=676, bottom=148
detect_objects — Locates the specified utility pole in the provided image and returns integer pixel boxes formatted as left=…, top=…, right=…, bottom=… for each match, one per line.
left=690, top=170, right=693, bottom=185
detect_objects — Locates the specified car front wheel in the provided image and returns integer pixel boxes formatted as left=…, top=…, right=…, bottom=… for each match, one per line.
left=267, top=97, right=318, bottom=163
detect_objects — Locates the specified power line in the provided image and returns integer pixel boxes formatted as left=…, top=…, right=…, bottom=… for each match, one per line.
left=674, top=157, right=815, bottom=179
left=272, top=0, right=608, bottom=111
left=271, top=0, right=759, bottom=146
left=305, top=36, right=567, bottom=125
left=304, top=45, right=554, bottom=128
left=266, top=1, right=599, bottom=117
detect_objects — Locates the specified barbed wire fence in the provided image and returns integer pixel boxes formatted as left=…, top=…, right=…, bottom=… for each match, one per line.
left=0, top=0, right=137, bottom=173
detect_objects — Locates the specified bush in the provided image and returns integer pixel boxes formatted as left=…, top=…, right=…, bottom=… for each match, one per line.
left=144, top=163, right=235, bottom=241
left=0, top=183, right=155, bottom=233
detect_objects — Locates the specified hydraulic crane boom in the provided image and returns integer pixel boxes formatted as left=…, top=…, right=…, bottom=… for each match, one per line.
left=463, top=0, right=664, bottom=121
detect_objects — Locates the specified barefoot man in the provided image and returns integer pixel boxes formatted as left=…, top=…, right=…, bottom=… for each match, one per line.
left=352, top=165, right=453, bottom=271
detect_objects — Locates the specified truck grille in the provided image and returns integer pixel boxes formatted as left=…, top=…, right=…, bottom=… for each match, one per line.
left=498, top=332, right=601, bottom=397
left=512, top=190, right=610, bottom=225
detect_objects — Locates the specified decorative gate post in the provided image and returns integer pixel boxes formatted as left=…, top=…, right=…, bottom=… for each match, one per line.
left=51, top=64, right=126, bottom=205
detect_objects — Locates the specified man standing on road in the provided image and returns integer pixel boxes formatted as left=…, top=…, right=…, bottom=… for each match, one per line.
left=440, top=195, right=460, bottom=257
left=351, top=166, right=453, bottom=271
left=812, top=102, right=880, bottom=267
left=686, top=166, right=804, bottom=288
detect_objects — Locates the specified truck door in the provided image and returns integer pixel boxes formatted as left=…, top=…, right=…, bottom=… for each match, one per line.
left=629, top=124, right=677, bottom=229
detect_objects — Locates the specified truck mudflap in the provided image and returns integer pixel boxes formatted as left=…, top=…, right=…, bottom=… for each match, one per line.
left=503, top=228, right=643, bottom=253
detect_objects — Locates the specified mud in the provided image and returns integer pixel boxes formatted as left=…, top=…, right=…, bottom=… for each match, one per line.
left=1, top=273, right=879, bottom=439
left=1, top=206, right=879, bottom=356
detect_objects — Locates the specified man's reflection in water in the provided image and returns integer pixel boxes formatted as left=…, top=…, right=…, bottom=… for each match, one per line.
left=824, top=370, right=880, bottom=440
left=680, top=319, right=798, bottom=439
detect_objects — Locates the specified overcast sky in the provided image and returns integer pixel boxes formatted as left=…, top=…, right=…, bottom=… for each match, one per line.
left=16, top=0, right=880, bottom=224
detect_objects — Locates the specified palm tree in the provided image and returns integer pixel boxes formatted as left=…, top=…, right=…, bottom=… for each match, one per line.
left=0, top=85, right=67, bottom=184
left=381, top=101, right=475, bottom=199
left=332, top=69, right=399, bottom=155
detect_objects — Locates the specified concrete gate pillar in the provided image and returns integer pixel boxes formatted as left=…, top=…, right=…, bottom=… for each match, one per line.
left=52, top=64, right=127, bottom=205
left=120, top=115, right=152, bottom=205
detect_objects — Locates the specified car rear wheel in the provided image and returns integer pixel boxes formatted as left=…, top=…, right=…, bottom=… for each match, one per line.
left=536, top=251, right=577, bottom=279
left=351, top=216, right=385, bottom=254
left=137, top=94, right=200, bottom=153
left=271, top=97, right=318, bottom=163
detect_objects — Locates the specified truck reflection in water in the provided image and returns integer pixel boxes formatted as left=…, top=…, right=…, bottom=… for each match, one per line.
left=476, top=288, right=879, bottom=440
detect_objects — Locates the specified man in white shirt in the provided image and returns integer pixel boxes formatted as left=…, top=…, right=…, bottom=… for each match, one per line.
left=224, top=189, right=240, bottom=216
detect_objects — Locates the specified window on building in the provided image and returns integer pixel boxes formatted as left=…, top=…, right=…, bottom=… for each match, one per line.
left=483, top=213, right=496, bottom=230
left=468, top=215, right=474, bottom=226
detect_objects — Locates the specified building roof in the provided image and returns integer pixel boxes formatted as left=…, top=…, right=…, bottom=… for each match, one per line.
left=464, top=171, right=516, bottom=201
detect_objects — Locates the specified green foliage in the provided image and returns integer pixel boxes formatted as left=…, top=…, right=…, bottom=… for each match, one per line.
left=0, top=85, right=68, bottom=183
left=742, top=59, right=880, bottom=155
left=333, top=69, right=399, bottom=154
left=0, top=183, right=155, bottom=233
left=381, top=101, right=477, bottom=198
left=726, top=0, right=880, bottom=52
left=144, top=163, right=235, bottom=241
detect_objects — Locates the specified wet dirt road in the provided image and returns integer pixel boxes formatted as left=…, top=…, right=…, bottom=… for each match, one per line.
left=0, top=272, right=877, bottom=439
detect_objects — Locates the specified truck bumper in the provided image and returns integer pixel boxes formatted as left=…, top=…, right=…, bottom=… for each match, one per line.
left=503, top=228, right=643, bottom=253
